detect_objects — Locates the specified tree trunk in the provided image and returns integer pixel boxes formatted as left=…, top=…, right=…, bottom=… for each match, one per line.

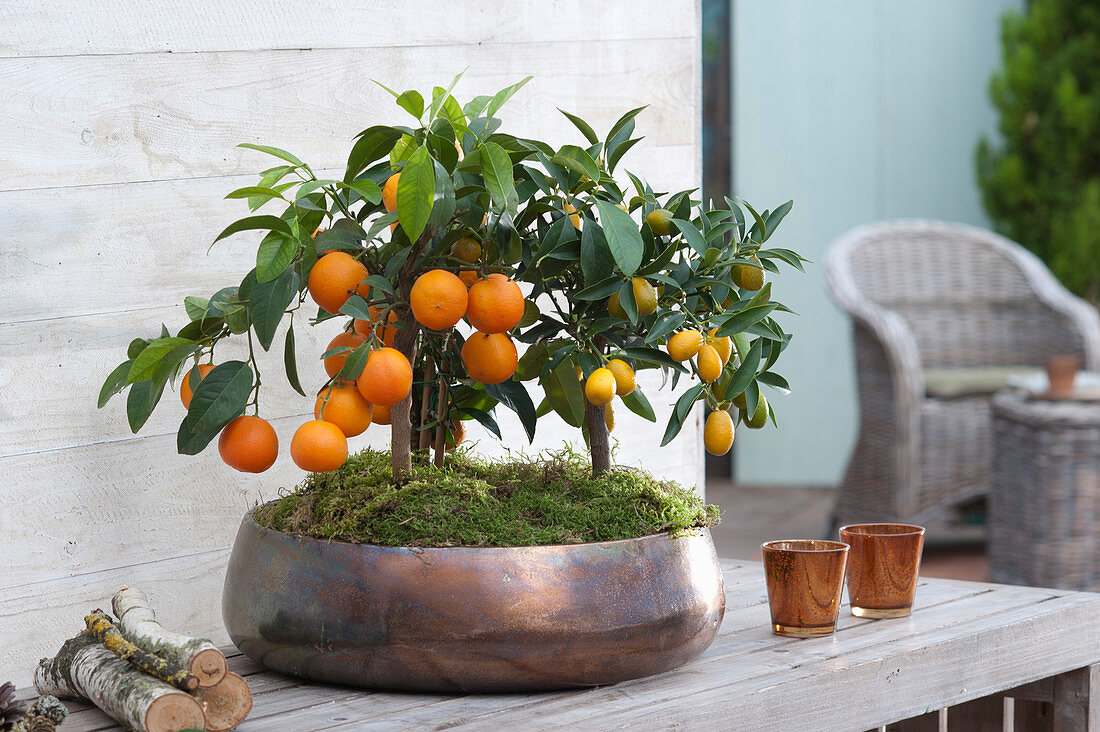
left=35, top=632, right=205, bottom=732
left=85, top=610, right=197, bottom=691
left=390, top=321, right=419, bottom=479
left=111, top=587, right=226, bottom=688
left=585, top=400, right=612, bottom=475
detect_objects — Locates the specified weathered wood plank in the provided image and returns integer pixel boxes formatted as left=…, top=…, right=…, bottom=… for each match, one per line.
left=0, top=1, right=696, bottom=58
left=0, top=550, right=231, bottom=689
left=0, top=43, right=695, bottom=192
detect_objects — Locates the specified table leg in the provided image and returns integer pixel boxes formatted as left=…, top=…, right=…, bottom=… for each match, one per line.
left=1052, top=664, right=1098, bottom=732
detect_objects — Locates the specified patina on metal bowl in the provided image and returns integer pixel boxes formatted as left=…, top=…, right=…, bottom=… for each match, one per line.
left=222, top=509, right=725, bottom=692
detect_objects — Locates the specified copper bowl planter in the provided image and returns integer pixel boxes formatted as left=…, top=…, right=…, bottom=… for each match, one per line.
left=222, top=510, right=725, bottom=692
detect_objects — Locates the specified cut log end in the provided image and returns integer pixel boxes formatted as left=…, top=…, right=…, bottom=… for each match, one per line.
left=193, top=672, right=253, bottom=732
left=190, top=648, right=228, bottom=688
left=143, top=692, right=205, bottom=732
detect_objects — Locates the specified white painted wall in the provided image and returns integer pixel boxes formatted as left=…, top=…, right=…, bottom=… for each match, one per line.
left=0, top=1, right=702, bottom=687
left=732, top=0, right=1022, bottom=485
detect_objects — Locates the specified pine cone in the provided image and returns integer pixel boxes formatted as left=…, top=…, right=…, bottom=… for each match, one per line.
left=0, top=683, right=27, bottom=731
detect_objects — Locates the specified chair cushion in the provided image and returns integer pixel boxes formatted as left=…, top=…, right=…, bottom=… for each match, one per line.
left=922, top=367, right=1044, bottom=399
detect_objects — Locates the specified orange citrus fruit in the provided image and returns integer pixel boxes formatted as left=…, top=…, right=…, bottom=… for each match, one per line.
left=308, top=251, right=369, bottom=315
left=697, top=344, right=723, bottom=382
left=734, top=256, right=766, bottom=291
left=646, top=208, right=673, bottom=236
left=667, top=330, right=705, bottom=361
left=607, top=291, right=626, bottom=319
left=564, top=202, right=581, bottom=230
left=585, top=367, right=616, bottom=406
left=606, top=359, right=636, bottom=396
left=324, top=331, right=368, bottom=379
left=632, top=278, right=658, bottom=315
left=451, top=237, right=481, bottom=263
left=371, top=402, right=392, bottom=425
left=744, top=393, right=770, bottom=429
left=704, top=410, right=735, bottom=455
left=356, top=347, right=413, bottom=406
left=466, top=273, right=524, bottom=333
left=291, top=420, right=348, bottom=472
left=707, top=329, right=732, bottom=366
left=461, top=332, right=518, bottom=384
left=382, top=172, right=400, bottom=212
left=459, top=270, right=480, bottom=288
left=411, top=269, right=469, bottom=330
left=180, top=363, right=215, bottom=409
left=445, top=420, right=467, bottom=451
left=218, top=415, right=279, bottom=473
left=314, top=382, right=373, bottom=437
left=353, top=305, right=397, bottom=348
left=604, top=403, right=615, bottom=432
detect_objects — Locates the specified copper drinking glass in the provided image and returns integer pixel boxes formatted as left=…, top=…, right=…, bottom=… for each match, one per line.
left=761, top=540, right=849, bottom=638
left=839, top=524, right=925, bottom=619
left=1046, top=355, right=1079, bottom=396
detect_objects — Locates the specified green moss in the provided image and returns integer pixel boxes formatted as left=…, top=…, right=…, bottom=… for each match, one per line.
left=254, top=448, right=720, bottom=547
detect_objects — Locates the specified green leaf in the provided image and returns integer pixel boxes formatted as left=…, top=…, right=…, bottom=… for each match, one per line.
left=551, top=145, right=601, bottom=182
left=127, top=337, right=194, bottom=384
left=541, top=360, right=586, bottom=428
left=177, top=361, right=253, bottom=455
left=98, top=360, right=133, bottom=408
left=256, top=233, right=299, bottom=283
left=763, top=200, right=793, bottom=241
left=615, top=346, right=688, bottom=372
left=595, top=200, right=644, bottom=276
left=486, top=381, right=537, bottom=442
left=661, top=383, right=705, bottom=446
left=673, top=218, right=708, bottom=255
left=559, top=109, right=599, bottom=145
left=757, top=370, right=791, bottom=394
left=345, top=179, right=382, bottom=204
left=574, top=276, right=622, bottom=301
left=606, top=106, right=648, bottom=148
left=619, top=278, right=639, bottom=324
left=184, top=296, right=210, bottom=320
left=485, top=76, right=533, bottom=118
left=716, top=303, right=779, bottom=337
left=284, top=325, right=306, bottom=397
left=726, top=339, right=763, bottom=398
left=345, top=126, right=402, bottom=182
left=607, top=137, right=642, bottom=173
left=338, top=343, right=371, bottom=382
left=395, top=89, right=424, bottom=119
left=237, top=143, right=304, bottom=168
left=314, top=228, right=362, bottom=254
left=224, top=186, right=286, bottom=204
left=126, top=378, right=165, bottom=433
left=645, top=311, right=686, bottom=344
left=580, top=220, right=615, bottom=285
left=430, top=69, right=467, bottom=120
left=127, top=338, right=148, bottom=359
left=395, top=146, right=436, bottom=242
left=213, top=215, right=292, bottom=244
left=480, top=141, right=518, bottom=214
left=621, top=388, right=656, bottom=422
left=427, top=157, right=457, bottom=235
left=249, top=267, right=299, bottom=351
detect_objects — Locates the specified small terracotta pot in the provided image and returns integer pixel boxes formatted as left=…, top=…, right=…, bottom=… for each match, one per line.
left=1046, top=356, right=1079, bottom=396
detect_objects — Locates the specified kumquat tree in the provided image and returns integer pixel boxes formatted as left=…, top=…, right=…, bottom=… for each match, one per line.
left=99, top=73, right=805, bottom=481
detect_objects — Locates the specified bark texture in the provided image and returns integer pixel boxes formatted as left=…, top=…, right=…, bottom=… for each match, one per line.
left=111, top=587, right=226, bottom=687
left=585, top=400, right=612, bottom=474
left=34, top=632, right=204, bottom=732
left=85, top=610, right=197, bottom=691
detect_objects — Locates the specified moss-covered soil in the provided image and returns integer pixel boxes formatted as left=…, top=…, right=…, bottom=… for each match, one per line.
left=254, top=448, right=720, bottom=547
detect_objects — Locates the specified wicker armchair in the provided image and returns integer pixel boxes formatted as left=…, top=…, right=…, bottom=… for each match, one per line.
left=824, top=220, right=1100, bottom=529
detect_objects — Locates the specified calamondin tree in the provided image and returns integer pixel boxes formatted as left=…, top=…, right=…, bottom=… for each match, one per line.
left=99, top=73, right=804, bottom=481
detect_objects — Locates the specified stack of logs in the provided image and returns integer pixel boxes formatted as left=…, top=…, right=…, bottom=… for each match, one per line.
left=34, top=588, right=251, bottom=732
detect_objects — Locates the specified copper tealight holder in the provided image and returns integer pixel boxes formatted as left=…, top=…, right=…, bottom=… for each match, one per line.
left=839, top=523, right=925, bottom=618
left=761, top=540, right=849, bottom=638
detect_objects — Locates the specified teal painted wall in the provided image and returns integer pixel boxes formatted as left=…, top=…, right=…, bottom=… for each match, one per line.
left=731, top=0, right=1023, bottom=485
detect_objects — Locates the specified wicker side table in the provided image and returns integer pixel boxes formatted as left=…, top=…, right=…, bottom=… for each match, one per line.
left=990, top=390, right=1100, bottom=590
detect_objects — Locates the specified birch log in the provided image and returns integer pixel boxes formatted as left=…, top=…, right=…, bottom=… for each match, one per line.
left=193, top=672, right=253, bottom=732
left=85, top=610, right=198, bottom=691
left=34, top=632, right=204, bottom=732
left=112, top=587, right=227, bottom=687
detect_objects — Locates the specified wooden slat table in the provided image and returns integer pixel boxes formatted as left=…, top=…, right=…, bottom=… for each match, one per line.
left=24, top=560, right=1100, bottom=731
